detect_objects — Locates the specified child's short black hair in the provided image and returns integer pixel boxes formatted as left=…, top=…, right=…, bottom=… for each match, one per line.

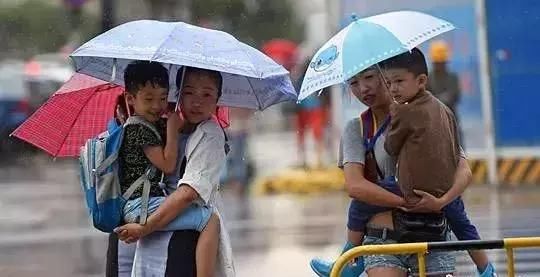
left=177, top=67, right=223, bottom=98
left=124, top=61, right=169, bottom=95
left=380, top=48, right=428, bottom=77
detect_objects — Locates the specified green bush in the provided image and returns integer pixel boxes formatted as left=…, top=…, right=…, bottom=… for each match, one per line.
left=0, top=0, right=99, bottom=59
left=191, top=0, right=304, bottom=48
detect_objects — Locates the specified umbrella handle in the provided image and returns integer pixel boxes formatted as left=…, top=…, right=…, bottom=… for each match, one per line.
left=175, top=66, right=186, bottom=113
left=376, top=64, right=399, bottom=103
left=110, top=58, right=117, bottom=83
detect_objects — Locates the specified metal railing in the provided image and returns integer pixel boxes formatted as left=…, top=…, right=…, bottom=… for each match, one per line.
left=330, top=237, right=540, bottom=277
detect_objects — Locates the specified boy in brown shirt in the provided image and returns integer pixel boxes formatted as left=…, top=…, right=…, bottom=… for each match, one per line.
left=381, top=48, right=461, bottom=204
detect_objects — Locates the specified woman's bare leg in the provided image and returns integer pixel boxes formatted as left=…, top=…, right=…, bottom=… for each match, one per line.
left=347, top=229, right=364, bottom=246
left=367, top=267, right=408, bottom=277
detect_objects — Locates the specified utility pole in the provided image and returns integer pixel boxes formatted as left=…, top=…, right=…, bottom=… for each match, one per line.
left=475, top=0, right=498, bottom=185
left=326, top=0, right=343, bottom=162
left=101, top=0, right=115, bottom=32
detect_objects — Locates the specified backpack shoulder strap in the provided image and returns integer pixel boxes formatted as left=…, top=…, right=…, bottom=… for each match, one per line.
left=360, top=109, right=374, bottom=140
left=359, top=108, right=385, bottom=180
left=122, top=116, right=164, bottom=225
left=212, top=120, right=230, bottom=154
left=360, top=109, right=391, bottom=149
left=124, top=116, right=162, bottom=141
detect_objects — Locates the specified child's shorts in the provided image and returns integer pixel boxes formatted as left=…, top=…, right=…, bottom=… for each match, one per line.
left=123, top=196, right=212, bottom=232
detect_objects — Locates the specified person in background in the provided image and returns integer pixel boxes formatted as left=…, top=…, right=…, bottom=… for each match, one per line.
left=295, top=59, right=329, bottom=168
left=222, top=107, right=255, bottom=198
left=427, top=40, right=465, bottom=148
left=261, top=39, right=299, bottom=132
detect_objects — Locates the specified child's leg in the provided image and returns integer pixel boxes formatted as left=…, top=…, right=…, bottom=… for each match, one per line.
left=124, top=198, right=220, bottom=276
left=195, top=213, right=220, bottom=277
left=148, top=200, right=218, bottom=277
left=468, top=250, right=490, bottom=271
left=347, top=229, right=364, bottom=248
left=310, top=228, right=365, bottom=277
left=347, top=229, right=365, bottom=269
left=443, top=197, right=493, bottom=273
left=123, top=197, right=163, bottom=224
left=310, top=199, right=373, bottom=277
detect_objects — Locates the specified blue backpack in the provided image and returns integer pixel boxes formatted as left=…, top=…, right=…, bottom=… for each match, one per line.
left=79, top=116, right=161, bottom=233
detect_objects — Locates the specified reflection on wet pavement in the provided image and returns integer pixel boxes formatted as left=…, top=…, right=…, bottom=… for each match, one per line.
left=1, top=160, right=540, bottom=276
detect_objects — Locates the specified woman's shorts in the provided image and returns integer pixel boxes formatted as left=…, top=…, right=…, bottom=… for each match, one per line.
left=362, top=235, right=456, bottom=276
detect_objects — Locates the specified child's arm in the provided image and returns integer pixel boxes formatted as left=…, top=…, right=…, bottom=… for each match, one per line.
left=438, top=110, right=470, bottom=205
left=405, top=156, right=472, bottom=213
left=143, top=113, right=183, bottom=174
left=438, top=156, right=472, bottom=206
left=384, top=103, right=411, bottom=156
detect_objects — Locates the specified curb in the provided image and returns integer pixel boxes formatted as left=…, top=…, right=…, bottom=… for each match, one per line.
left=469, top=158, right=540, bottom=186
left=252, top=167, right=345, bottom=195
left=253, top=158, right=540, bottom=195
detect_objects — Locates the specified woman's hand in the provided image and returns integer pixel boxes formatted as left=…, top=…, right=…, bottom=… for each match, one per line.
left=400, top=190, right=445, bottom=213
left=114, top=223, right=151, bottom=244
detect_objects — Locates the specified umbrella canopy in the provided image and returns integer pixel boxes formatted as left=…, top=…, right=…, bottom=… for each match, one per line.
left=298, top=11, right=455, bottom=101
left=11, top=73, right=123, bottom=157
left=71, top=20, right=297, bottom=110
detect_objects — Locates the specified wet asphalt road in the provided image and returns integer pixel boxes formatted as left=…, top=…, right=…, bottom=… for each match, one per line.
left=1, top=150, right=540, bottom=277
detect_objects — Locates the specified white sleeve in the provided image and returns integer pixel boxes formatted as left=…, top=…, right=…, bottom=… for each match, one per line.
left=178, top=131, right=226, bottom=204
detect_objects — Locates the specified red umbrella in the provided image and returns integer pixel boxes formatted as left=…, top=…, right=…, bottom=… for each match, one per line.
left=12, top=73, right=124, bottom=157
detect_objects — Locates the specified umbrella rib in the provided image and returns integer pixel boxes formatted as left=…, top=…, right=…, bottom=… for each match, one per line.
left=246, top=77, right=263, bottom=110
left=10, top=97, right=60, bottom=157
left=151, top=24, right=178, bottom=62
left=237, top=43, right=264, bottom=78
